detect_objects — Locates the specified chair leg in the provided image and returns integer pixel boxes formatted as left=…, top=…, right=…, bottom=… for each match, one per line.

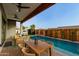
left=17, top=47, right=22, bottom=56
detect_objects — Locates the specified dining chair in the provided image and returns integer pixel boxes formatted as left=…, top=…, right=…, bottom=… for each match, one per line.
left=16, top=38, right=25, bottom=44
left=17, top=38, right=26, bottom=55
left=23, top=35, right=31, bottom=42
left=18, top=44, right=25, bottom=49
left=21, top=47, right=35, bottom=56
left=17, top=36, right=34, bottom=56
left=17, top=43, right=26, bottom=55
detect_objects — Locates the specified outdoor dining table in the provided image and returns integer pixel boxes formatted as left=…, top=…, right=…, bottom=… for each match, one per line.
left=25, top=39, right=52, bottom=56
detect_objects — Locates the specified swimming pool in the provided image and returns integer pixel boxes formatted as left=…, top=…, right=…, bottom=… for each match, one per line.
left=30, top=35, right=79, bottom=56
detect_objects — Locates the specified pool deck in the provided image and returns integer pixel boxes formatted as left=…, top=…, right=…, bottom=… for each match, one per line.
left=0, top=38, right=75, bottom=56
left=0, top=46, right=68, bottom=56
left=0, top=40, right=69, bottom=56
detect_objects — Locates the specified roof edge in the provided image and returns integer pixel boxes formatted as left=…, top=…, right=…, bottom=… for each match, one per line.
left=21, top=3, right=55, bottom=23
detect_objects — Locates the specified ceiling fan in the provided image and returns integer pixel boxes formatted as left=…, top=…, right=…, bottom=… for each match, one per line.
left=16, top=3, right=30, bottom=12
left=14, top=14, right=19, bottom=19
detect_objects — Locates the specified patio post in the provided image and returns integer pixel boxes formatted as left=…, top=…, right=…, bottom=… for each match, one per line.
left=0, top=6, right=2, bottom=45
left=20, top=22, right=22, bottom=36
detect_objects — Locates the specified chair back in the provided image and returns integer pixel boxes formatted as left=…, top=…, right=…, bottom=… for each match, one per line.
left=18, top=44, right=25, bottom=49
left=21, top=47, right=35, bottom=56
left=23, top=36, right=31, bottom=42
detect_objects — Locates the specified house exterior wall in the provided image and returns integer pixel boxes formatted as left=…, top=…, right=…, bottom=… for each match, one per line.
left=6, top=20, right=16, bottom=40
left=0, top=6, right=2, bottom=44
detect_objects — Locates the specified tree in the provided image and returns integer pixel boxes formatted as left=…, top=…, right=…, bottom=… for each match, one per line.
left=25, top=26, right=28, bottom=29
left=22, top=26, right=26, bottom=30
left=30, top=24, right=35, bottom=29
left=30, top=24, right=36, bottom=35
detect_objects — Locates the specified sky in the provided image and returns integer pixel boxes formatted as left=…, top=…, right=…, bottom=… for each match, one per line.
left=16, top=3, right=79, bottom=29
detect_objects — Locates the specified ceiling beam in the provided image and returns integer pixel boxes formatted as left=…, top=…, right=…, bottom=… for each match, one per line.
left=21, top=3, right=55, bottom=23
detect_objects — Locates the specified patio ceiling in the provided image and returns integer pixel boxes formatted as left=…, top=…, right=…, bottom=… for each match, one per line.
left=2, top=3, right=55, bottom=23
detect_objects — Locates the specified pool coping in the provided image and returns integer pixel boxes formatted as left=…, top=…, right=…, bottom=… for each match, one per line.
left=31, top=35, right=79, bottom=44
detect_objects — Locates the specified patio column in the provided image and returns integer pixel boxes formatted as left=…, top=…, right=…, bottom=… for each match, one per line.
left=20, top=22, right=22, bottom=35
left=0, top=6, right=2, bottom=45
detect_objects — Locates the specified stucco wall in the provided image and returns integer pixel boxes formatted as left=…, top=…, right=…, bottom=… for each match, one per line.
left=6, top=20, right=16, bottom=40
left=0, top=6, right=2, bottom=44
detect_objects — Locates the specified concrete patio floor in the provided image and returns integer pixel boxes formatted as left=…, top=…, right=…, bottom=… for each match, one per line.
left=0, top=46, right=68, bottom=56
left=0, top=38, right=69, bottom=56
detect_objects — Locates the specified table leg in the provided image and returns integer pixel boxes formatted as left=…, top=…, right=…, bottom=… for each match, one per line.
left=34, top=39, right=38, bottom=45
left=49, top=47, right=52, bottom=56
left=35, top=53, right=38, bottom=56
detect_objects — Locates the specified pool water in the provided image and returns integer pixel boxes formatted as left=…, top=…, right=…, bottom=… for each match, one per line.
left=30, top=35, right=79, bottom=56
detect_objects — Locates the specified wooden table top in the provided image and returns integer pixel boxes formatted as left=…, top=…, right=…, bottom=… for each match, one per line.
left=25, top=40, right=52, bottom=55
